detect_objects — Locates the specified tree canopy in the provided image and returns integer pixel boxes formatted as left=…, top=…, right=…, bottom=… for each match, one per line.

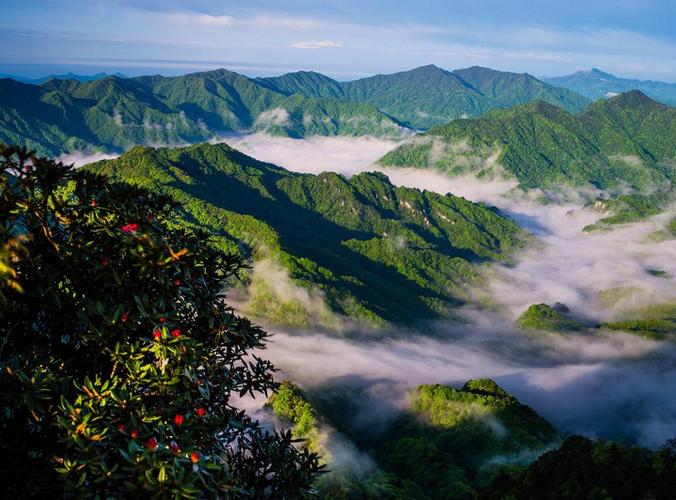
left=0, top=145, right=321, bottom=498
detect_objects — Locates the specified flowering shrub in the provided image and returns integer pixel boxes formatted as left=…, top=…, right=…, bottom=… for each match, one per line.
left=0, top=145, right=321, bottom=497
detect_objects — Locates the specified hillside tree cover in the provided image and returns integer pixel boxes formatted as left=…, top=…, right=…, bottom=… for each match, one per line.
left=0, top=145, right=321, bottom=497
left=479, top=435, right=676, bottom=499
left=381, top=91, right=676, bottom=193
left=87, top=142, right=524, bottom=326
left=268, top=379, right=559, bottom=498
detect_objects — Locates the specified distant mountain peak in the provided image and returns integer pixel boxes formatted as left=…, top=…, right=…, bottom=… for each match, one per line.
left=409, top=64, right=447, bottom=74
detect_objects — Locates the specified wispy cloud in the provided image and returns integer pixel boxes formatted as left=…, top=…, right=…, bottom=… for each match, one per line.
left=168, top=13, right=234, bottom=27
left=243, top=16, right=327, bottom=30
left=292, top=40, right=343, bottom=50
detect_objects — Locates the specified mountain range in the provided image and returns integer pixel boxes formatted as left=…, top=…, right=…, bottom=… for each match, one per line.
left=86, top=142, right=523, bottom=325
left=380, top=90, right=676, bottom=192
left=0, top=72, right=128, bottom=85
left=0, top=65, right=590, bottom=156
left=257, top=64, right=590, bottom=129
left=0, top=70, right=401, bottom=156
left=545, top=68, right=676, bottom=106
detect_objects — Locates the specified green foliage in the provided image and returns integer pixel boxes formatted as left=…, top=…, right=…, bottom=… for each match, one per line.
left=516, top=303, right=583, bottom=331
left=86, top=142, right=524, bottom=325
left=479, top=435, right=676, bottom=500
left=381, top=91, right=676, bottom=194
left=0, top=145, right=321, bottom=497
left=258, top=65, right=589, bottom=130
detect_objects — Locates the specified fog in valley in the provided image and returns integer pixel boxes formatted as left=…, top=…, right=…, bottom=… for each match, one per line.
left=224, top=133, right=676, bottom=450
left=65, top=134, right=676, bottom=450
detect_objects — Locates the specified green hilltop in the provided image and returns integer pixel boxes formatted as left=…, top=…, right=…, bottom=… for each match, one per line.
left=516, top=303, right=583, bottom=332
left=380, top=90, right=676, bottom=193
left=268, top=377, right=674, bottom=499
left=268, top=379, right=558, bottom=498
left=86, top=142, right=523, bottom=326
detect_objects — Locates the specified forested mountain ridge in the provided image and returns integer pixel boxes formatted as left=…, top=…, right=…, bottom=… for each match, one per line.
left=87, top=142, right=523, bottom=326
left=0, top=70, right=402, bottom=156
left=545, top=68, right=676, bottom=106
left=0, top=65, right=590, bottom=155
left=380, top=90, right=676, bottom=192
left=258, top=64, right=591, bottom=129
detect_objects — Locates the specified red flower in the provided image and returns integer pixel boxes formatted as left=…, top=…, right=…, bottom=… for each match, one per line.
left=174, top=278, right=182, bottom=286
left=153, top=329, right=162, bottom=341
left=146, top=437, right=158, bottom=451
left=196, top=408, right=206, bottom=418
left=90, top=199, right=97, bottom=207
left=101, top=257, right=110, bottom=267
left=190, top=451, right=200, bottom=464
left=120, top=312, right=128, bottom=322
left=130, top=429, right=139, bottom=439
left=174, top=414, right=184, bottom=426
left=23, top=164, right=32, bottom=173
left=171, top=328, right=181, bottom=338
left=169, top=441, right=180, bottom=454
left=117, top=424, right=125, bottom=432
left=159, top=317, right=167, bottom=324
left=121, top=223, right=139, bottom=234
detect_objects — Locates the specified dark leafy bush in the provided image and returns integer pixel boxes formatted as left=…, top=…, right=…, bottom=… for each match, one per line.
left=0, top=145, right=321, bottom=498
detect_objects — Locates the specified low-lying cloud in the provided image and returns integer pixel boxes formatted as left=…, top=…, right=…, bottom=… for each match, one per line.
left=225, top=134, right=676, bottom=450
left=224, top=133, right=401, bottom=175
left=55, top=134, right=675, bottom=450
left=255, top=320, right=675, bottom=448
left=57, top=151, right=120, bottom=167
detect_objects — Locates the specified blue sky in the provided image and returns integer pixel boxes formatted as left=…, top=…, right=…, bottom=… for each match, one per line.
left=2, top=0, right=675, bottom=81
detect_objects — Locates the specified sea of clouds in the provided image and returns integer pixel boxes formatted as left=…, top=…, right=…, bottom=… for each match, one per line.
left=66, top=134, right=676, bottom=449
left=223, top=133, right=676, bottom=449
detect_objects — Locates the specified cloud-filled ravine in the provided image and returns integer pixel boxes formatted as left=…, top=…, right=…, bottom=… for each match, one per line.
left=227, top=133, right=676, bottom=449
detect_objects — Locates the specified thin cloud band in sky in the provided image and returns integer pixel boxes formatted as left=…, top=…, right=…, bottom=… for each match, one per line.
left=1, top=0, right=675, bottom=81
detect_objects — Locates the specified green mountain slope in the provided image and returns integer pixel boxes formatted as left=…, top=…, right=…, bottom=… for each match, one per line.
left=380, top=91, right=676, bottom=192
left=271, top=379, right=558, bottom=498
left=545, top=68, right=676, bottom=106
left=0, top=71, right=401, bottom=156
left=258, top=65, right=590, bottom=129
left=479, top=435, right=676, bottom=500
left=86, top=142, right=523, bottom=325
left=254, top=70, right=346, bottom=99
